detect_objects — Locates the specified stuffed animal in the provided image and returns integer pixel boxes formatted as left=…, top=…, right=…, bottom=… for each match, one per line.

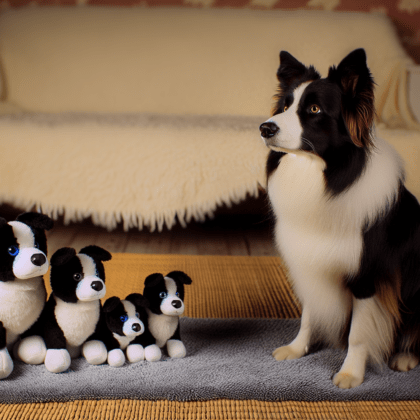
left=29, top=245, right=112, bottom=373
left=97, top=293, right=161, bottom=367
left=0, top=212, right=53, bottom=379
left=142, top=271, right=192, bottom=359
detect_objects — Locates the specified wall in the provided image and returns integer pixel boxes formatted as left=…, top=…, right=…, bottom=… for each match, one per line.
left=1, top=0, right=419, bottom=63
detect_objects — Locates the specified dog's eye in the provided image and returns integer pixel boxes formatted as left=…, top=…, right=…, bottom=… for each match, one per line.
left=175, top=292, right=179, bottom=297
left=135, top=312, right=140, bottom=318
left=73, top=273, right=83, bottom=281
left=310, top=105, right=321, bottom=114
left=34, top=242, right=40, bottom=249
left=120, top=315, right=128, bottom=323
left=8, top=246, right=19, bottom=257
left=159, top=292, right=167, bottom=299
left=283, top=105, right=288, bottom=112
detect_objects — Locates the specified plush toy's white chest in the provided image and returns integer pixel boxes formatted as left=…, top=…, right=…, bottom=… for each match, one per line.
left=113, top=333, right=134, bottom=350
left=147, top=310, right=179, bottom=348
left=54, top=297, right=100, bottom=347
left=0, top=276, right=46, bottom=344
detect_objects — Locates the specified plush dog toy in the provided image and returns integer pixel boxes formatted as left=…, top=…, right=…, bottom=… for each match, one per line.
left=29, top=245, right=112, bottom=373
left=142, top=271, right=192, bottom=359
left=0, top=212, right=53, bottom=379
left=98, top=293, right=161, bottom=367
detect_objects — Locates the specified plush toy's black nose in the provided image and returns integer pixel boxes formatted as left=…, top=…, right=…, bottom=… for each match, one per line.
left=259, top=122, right=279, bottom=139
left=31, top=253, right=46, bottom=267
left=91, top=281, right=104, bottom=291
left=172, top=300, right=182, bottom=309
left=132, top=323, right=141, bottom=332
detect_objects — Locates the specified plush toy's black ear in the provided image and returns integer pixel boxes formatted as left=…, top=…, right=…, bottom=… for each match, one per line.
left=103, top=296, right=122, bottom=313
left=50, top=247, right=76, bottom=266
left=166, top=271, right=192, bottom=285
left=327, top=48, right=375, bottom=148
left=79, top=245, right=112, bottom=262
left=0, top=217, right=8, bottom=229
left=144, top=273, right=164, bottom=288
left=16, top=212, right=54, bottom=231
left=125, top=293, right=150, bottom=309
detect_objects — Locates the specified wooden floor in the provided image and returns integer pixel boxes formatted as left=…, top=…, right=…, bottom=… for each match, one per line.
left=0, top=203, right=278, bottom=257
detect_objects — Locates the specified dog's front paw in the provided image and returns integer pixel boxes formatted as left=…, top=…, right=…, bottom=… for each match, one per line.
left=144, top=344, right=161, bottom=362
left=126, top=344, right=144, bottom=363
left=15, top=336, right=46, bottom=365
left=107, top=349, right=125, bottom=367
left=390, top=353, right=419, bottom=372
left=167, top=339, right=186, bottom=358
left=82, top=340, right=107, bottom=365
left=272, top=345, right=305, bottom=361
left=333, top=371, right=364, bottom=389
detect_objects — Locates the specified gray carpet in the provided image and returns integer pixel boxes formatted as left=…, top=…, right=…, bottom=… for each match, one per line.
left=1, top=318, right=419, bottom=404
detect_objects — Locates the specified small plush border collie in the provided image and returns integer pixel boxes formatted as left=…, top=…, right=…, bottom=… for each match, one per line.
left=259, top=48, right=420, bottom=389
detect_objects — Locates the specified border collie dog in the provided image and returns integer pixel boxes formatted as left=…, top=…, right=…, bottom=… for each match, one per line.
left=259, top=49, right=420, bottom=388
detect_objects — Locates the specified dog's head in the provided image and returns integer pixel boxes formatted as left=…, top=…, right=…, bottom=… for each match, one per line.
left=0, top=212, right=53, bottom=282
left=260, top=48, right=375, bottom=156
left=50, top=245, right=111, bottom=303
left=103, top=294, right=148, bottom=339
left=143, top=271, right=192, bottom=317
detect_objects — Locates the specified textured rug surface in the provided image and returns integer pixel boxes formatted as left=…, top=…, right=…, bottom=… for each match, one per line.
left=1, top=254, right=419, bottom=418
left=2, top=317, right=420, bottom=404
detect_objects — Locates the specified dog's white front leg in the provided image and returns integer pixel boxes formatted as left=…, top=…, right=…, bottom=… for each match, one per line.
left=273, top=306, right=311, bottom=361
left=334, top=296, right=393, bottom=389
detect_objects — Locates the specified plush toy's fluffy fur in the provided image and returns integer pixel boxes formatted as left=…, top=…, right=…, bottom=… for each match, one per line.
left=0, top=212, right=53, bottom=379
left=260, top=49, right=420, bottom=389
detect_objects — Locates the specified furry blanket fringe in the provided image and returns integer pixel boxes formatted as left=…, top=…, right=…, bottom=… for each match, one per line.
left=0, top=113, right=268, bottom=231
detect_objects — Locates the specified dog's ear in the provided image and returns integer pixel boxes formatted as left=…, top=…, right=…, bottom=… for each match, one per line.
left=16, top=212, right=54, bottom=231
left=144, top=273, right=164, bottom=288
left=125, top=293, right=150, bottom=309
left=166, top=271, right=192, bottom=285
left=328, top=48, right=375, bottom=148
left=277, top=51, right=308, bottom=86
left=51, top=247, right=76, bottom=266
left=103, top=296, right=122, bottom=313
left=79, top=245, right=112, bottom=262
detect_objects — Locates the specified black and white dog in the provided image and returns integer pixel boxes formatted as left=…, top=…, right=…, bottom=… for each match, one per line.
left=143, top=271, right=192, bottom=358
left=260, top=49, right=420, bottom=388
left=0, top=212, right=53, bottom=379
left=100, top=294, right=161, bottom=366
left=27, top=246, right=112, bottom=373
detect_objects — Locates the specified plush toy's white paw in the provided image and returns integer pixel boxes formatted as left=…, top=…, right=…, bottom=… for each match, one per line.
left=167, top=339, right=186, bottom=359
left=0, top=348, right=14, bottom=379
left=145, top=344, right=162, bottom=362
left=15, top=336, right=47, bottom=365
left=107, top=349, right=126, bottom=367
left=45, top=349, right=71, bottom=373
left=126, top=344, right=145, bottom=363
left=82, top=340, right=107, bottom=365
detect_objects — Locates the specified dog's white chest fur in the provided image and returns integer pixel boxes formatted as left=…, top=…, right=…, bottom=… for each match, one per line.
left=0, top=277, right=46, bottom=345
left=268, top=152, right=363, bottom=281
left=54, top=297, right=100, bottom=347
left=147, top=310, right=178, bottom=348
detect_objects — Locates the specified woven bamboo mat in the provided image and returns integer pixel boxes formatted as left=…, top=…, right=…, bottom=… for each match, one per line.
left=1, top=254, right=419, bottom=419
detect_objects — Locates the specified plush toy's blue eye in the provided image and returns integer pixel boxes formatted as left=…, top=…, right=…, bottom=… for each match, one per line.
left=159, top=292, right=167, bottom=299
left=120, top=315, right=128, bottom=323
left=34, top=242, right=40, bottom=249
left=8, top=246, right=19, bottom=257
left=135, top=312, right=140, bottom=319
left=175, top=292, right=179, bottom=297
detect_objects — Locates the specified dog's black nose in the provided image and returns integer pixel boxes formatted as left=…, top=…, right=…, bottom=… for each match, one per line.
left=132, top=323, right=141, bottom=332
left=172, top=300, right=182, bottom=309
left=31, top=253, right=46, bottom=267
left=259, top=122, right=279, bottom=139
left=91, top=281, right=104, bottom=291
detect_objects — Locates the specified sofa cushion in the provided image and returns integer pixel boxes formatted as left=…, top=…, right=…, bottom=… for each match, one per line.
left=0, top=7, right=416, bottom=128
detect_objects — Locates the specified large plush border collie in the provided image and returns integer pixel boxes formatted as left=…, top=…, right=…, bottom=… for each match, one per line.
left=259, top=49, right=420, bottom=389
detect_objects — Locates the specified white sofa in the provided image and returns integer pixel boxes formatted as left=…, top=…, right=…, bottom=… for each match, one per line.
left=0, top=7, right=419, bottom=231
